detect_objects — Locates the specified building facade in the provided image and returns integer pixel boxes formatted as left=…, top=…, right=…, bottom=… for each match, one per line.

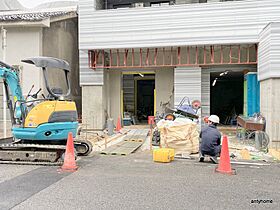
left=0, top=6, right=81, bottom=122
left=79, top=0, right=280, bottom=148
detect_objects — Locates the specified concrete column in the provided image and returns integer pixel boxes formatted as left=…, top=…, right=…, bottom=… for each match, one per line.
left=155, top=68, right=174, bottom=114
left=259, top=22, right=280, bottom=148
left=260, top=79, right=280, bottom=149
left=108, top=71, right=121, bottom=125
left=82, top=85, right=105, bottom=130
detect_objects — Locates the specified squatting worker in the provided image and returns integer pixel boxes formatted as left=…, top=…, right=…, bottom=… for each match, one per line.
left=199, top=115, right=221, bottom=164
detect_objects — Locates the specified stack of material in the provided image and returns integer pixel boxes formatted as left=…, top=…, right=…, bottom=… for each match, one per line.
left=157, top=119, right=199, bottom=155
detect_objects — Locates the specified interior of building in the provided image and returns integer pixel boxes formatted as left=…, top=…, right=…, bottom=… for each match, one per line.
left=210, top=70, right=244, bottom=125
left=123, top=73, right=155, bottom=124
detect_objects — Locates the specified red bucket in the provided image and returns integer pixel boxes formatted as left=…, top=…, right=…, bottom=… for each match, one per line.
left=148, top=116, right=155, bottom=125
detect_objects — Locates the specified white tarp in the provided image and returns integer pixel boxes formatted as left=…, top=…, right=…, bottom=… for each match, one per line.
left=157, top=118, right=199, bottom=155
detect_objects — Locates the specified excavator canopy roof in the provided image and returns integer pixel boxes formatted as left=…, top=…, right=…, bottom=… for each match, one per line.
left=21, top=56, right=70, bottom=72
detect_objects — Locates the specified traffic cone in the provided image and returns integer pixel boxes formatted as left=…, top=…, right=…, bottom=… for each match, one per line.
left=60, top=132, right=78, bottom=172
left=116, top=116, right=122, bottom=132
left=215, top=135, right=236, bottom=175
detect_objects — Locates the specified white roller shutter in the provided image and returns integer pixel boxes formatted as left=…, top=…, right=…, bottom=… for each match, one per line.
left=174, top=67, right=202, bottom=122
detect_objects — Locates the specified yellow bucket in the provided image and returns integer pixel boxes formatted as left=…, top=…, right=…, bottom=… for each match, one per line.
left=153, top=148, right=175, bottom=163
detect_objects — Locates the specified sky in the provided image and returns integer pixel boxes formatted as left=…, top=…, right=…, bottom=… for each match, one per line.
left=18, top=0, right=77, bottom=8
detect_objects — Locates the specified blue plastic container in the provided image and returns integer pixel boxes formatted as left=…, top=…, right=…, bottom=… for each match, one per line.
left=245, top=73, right=260, bottom=117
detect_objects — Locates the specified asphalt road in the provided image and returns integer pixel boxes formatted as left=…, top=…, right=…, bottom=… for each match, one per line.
left=0, top=152, right=279, bottom=210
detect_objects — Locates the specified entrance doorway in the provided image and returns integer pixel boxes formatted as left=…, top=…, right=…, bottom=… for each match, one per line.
left=210, top=71, right=244, bottom=125
left=136, top=79, right=155, bottom=122
left=122, top=73, right=155, bottom=124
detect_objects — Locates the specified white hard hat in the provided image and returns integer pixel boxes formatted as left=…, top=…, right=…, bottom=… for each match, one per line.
left=208, top=115, right=220, bottom=124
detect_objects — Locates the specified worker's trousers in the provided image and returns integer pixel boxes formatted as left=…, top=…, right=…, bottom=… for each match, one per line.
left=200, top=145, right=221, bottom=157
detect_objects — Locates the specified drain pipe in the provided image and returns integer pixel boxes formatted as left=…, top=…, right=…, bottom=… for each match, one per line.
left=1, top=27, right=7, bottom=138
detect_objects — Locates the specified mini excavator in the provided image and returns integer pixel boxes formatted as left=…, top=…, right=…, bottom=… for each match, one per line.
left=0, top=57, right=92, bottom=164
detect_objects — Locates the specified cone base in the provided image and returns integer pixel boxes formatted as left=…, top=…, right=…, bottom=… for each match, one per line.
left=116, top=128, right=122, bottom=132
left=215, top=167, right=236, bottom=175
left=58, top=166, right=78, bottom=172
left=116, top=117, right=122, bottom=132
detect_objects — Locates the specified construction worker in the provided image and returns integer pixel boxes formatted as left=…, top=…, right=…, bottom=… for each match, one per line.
left=199, top=115, right=221, bottom=164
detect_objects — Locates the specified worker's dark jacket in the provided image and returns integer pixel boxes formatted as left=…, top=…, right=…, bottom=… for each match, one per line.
left=199, top=124, right=221, bottom=156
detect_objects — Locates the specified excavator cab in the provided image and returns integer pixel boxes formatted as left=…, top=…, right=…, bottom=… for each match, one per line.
left=22, top=57, right=72, bottom=100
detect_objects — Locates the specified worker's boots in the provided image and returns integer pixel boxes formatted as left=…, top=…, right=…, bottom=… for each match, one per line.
left=199, top=155, right=205, bottom=162
left=209, top=156, right=218, bottom=164
left=199, top=155, right=218, bottom=164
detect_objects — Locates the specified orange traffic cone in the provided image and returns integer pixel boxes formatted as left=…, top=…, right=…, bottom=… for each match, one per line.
left=215, top=135, right=236, bottom=175
left=60, top=132, right=78, bottom=172
left=116, top=116, right=122, bottom=132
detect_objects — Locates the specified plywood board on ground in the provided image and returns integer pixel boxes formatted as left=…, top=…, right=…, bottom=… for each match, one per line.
left=100, top=129, right=148, bottom=156
left=123, top=129, right=149, bottom=142
left=110, top=144, right=142, bottom=156
left=100, top=141, right=143, bottom=156
left=100, top=145, right=119, bottom=155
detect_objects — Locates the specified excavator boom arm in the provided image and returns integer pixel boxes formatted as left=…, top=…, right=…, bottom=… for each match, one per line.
left=0, top=65, right=25, bottom=124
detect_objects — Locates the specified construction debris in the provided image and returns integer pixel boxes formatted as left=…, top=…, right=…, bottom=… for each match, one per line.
left=230, top=161, right=270, bottom=166
left=269, top=149, right=280, bottom=161
left=174, top=153, right=193, bottom=159
left=226, top=137, right=275, bottom=162
left=91, top=130, right=130, bottom=152
left=240, top=149, right=251, bottom=160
